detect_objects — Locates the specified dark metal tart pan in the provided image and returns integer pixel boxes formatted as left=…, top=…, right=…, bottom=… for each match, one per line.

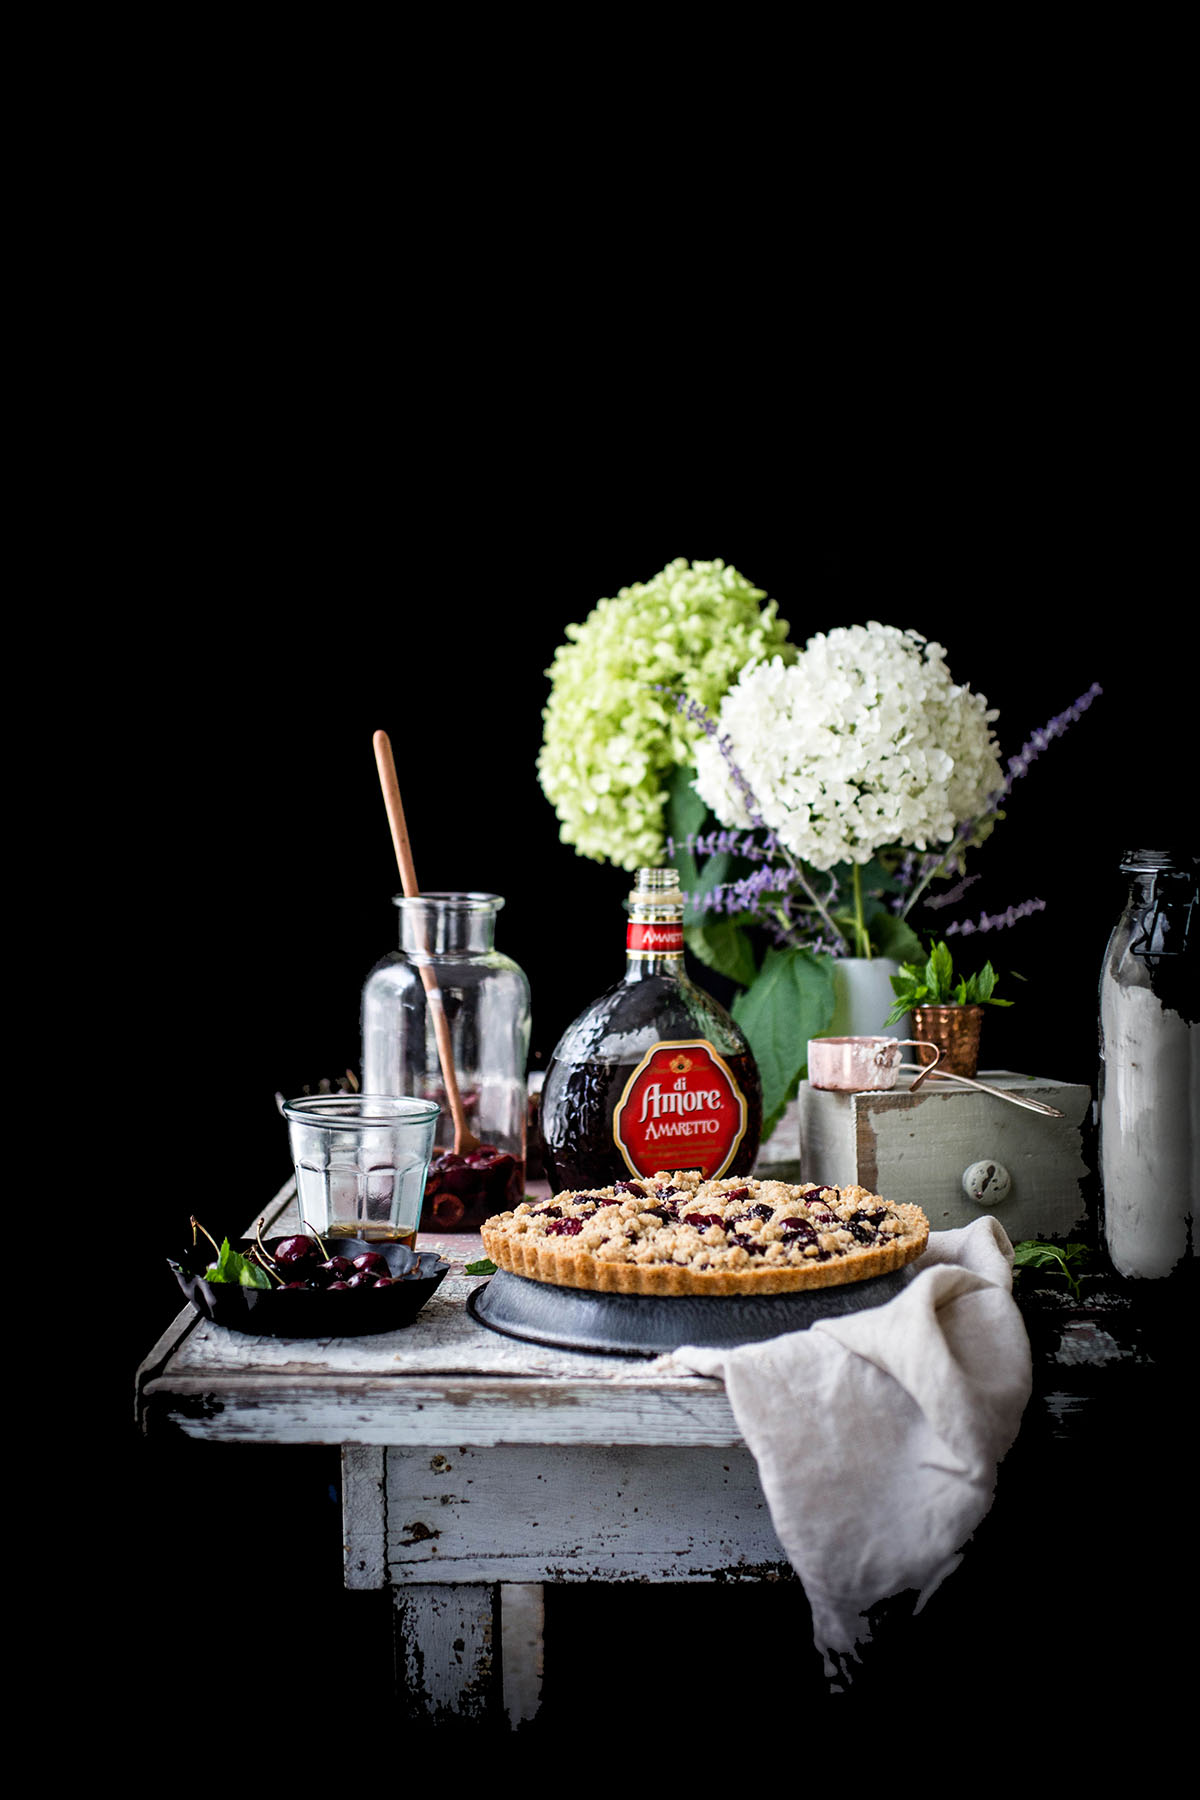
left=468, top=1264, right=910, bottom=1357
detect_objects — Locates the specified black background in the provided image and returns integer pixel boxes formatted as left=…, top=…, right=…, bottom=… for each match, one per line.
left=105, top=409, right=1190, bottom=1749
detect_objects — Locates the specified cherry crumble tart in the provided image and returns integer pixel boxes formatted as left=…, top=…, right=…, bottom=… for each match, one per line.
left=480, top=1170, right=930, bottom=1295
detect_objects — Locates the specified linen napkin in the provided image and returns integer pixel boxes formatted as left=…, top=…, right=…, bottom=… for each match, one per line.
left=664, top=1215, right=1032, bottom=1679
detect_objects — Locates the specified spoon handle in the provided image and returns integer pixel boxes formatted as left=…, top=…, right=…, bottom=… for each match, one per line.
left=373, top=731, right=479, bottom=1155
left=913, top=1066, right=1064, bottom=1117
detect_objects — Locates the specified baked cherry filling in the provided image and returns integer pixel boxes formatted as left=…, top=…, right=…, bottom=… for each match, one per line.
left=729, top=1203, right=774, bottom=1225
left=847, top=1211, right=881, bottom=1243
left=546, top=1218, right=584, bottom=1236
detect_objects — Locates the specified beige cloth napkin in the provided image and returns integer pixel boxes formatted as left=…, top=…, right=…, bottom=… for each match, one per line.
left=665, top=1215, right=1032, bottom=1679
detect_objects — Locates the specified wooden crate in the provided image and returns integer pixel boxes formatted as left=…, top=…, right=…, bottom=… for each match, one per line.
left=798, top=1070, right=1092, bottom=1240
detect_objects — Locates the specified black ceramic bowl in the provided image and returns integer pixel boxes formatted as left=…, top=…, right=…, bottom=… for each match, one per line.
left=169, top=1235, right=450, bottom=1337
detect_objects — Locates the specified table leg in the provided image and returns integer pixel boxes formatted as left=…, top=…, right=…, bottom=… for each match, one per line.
left=394, top=1583, right=498, bottom=1727
left=500, top=1582, right=544, bottom=1727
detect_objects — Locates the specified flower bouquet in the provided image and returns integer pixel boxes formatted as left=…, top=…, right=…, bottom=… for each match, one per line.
left=539, top=561, right=1102, bottom=1137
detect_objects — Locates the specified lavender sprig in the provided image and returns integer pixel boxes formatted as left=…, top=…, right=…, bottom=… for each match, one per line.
left=663, top=688, right=766, bottom=830
left=1002, top=682, right=1103, bottom=787
left=923, top=872, right=981, bottom=911
left=897, top=681, right=1103, bottom=920
left=945, top=897, right=1047, bottom=935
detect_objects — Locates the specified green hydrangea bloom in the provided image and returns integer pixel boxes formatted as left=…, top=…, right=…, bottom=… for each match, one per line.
left=538, top=557, right=795, bottom=869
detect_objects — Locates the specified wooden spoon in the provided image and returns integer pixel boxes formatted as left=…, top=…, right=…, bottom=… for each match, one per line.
left=373, top=729, right=479, bottom=1155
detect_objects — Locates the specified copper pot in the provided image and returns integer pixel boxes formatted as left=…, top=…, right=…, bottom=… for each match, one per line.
left=910, top=1004, right=984, bottom=1078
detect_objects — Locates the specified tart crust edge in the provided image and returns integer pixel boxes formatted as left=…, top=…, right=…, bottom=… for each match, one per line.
left=479, top=1203, right=929, bottom=1296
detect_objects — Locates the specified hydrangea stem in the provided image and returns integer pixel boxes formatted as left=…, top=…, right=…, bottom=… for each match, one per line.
left=851, top=863, right=872, bottom=959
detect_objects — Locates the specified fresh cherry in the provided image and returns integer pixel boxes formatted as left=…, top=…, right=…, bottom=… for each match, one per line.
left=352, top=1251, right=389, bottom=1275
left=274, top=1235, right=320, bottom=1269
left=317, top=1255, right=354, bottom=1280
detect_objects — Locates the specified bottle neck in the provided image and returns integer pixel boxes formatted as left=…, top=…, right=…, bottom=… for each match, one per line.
left=623, top=869, right=687, bottom=978
left=397, top=894, right=501, bottom=958
left=1122, top=862, right=1197, bottom=960
left=624, top=914, right=686, bottom=979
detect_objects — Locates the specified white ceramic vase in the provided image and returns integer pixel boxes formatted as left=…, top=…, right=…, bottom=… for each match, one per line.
left=828, top=956, right=910, bottom=1040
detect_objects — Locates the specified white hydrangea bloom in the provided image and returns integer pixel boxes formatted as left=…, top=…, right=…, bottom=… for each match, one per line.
left=538, top=558, right=794, bottom=869
left=692, top=623, right=1003, bottom=870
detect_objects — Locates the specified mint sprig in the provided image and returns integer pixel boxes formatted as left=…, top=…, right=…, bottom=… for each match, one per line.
left=886, top=938, right=1015, bottom=1025
left=204, top=1236, right=272, bottom=1289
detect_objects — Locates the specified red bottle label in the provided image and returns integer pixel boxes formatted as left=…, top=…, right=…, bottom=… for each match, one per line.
left=626, top=920, right=684, bottom=955
left=612, top=1039, right=748, bottom=1179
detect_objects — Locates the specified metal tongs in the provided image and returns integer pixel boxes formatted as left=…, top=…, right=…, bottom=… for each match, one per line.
left=907, top=1061, right=1064, bottom=1117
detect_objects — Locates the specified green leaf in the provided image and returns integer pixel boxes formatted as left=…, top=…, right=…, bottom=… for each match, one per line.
left=731, top=947, right=836, bottom=1137
left=464, top=1258, right=497, bottom=1275
left=867, top=912, right=925, bottom=966
left=973, top=961, right=997, bottom=1003
left=1012, top=1239, right=1091, bottom=1299
left=685, top=918, right=758, bottom=989
left=665, top=764, right=708, bottom=897
left=205, top=1238, right=271, bottom=1289
left=927, top=940, right=954, bottom=999
left=683, top=850, right=732, bottom=924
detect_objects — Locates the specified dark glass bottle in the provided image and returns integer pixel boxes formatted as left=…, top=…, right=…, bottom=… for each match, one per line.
left=1098, top=849, right=1198, bottom=1279
left=539, top=868, right=762, bottom=1191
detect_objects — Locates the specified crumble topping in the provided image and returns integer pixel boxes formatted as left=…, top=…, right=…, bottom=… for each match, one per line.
left=481, top=1170, right=929, bottom=1294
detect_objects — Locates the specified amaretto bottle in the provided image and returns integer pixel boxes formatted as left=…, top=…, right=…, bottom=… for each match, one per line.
left=1098, top=849, right=1198, bottom=1280
left=538, top=868, right=762, bottom=1191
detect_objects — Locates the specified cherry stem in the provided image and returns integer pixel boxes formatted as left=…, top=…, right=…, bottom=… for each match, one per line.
left=191, top=1216, right=223, bottom=1260
left=251, top=1216, right=291, bottom=1284
left=303, top=1220, right=331, bottom=1259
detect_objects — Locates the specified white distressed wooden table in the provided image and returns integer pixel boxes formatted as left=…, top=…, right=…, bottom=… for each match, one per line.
left=135, top=1168, right=1194, bottom=1735
left=136, top=1178, right=792, bottom=1729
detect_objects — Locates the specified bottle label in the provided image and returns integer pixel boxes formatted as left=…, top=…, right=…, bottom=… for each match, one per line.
left=612, top=1039, right=748, bottom=1179
left=626, top=920, right=684, bottom=956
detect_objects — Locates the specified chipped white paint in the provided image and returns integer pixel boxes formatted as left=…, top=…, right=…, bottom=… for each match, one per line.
left=341, top=1446, right=387, bottom=1589
left=394, top=1584, right=495, bottom=1726
left=1054, top=1323, right=1125, bottom=1367
left=367, top=1441, right=787, bottom=1586
left=138, top=1268, right=739, bottom=1448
